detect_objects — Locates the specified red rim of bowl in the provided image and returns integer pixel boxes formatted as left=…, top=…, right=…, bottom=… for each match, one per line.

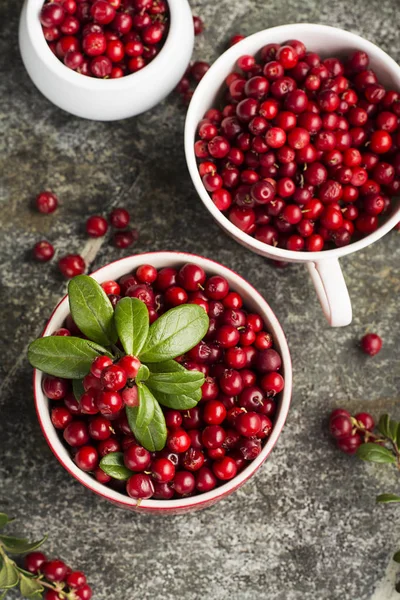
left=33, top=251, right=292, bottom=511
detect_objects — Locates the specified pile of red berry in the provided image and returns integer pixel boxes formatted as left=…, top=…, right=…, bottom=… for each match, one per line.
left=45, top=262, right=285, bottom=500
left=39, top=0, right=169, bottom=79
left=25, top=551, right=92, bottom=599
left=194, top=40, right=400, bottom=251
left=329, top=408, right=374, bottom=454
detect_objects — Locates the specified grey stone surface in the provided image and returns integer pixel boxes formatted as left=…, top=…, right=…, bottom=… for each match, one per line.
left=0, top=0, right=400, bottom=599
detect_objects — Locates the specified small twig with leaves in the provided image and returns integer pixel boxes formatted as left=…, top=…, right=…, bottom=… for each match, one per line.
left=0, top=512, right=91, bottom=599
left=329, top=410, right=400, bottom=592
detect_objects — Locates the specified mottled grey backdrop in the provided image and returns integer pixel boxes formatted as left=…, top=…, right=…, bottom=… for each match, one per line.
left=0, top=1, right=399, bottom=599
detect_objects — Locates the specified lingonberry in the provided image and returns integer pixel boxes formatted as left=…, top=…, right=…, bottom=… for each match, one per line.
left=80, top=391, right=99, bottom=415
left=75, top=585, right=93, bottom=600
left=63, top=421, right=90, bottom=446
left=43, top=375, right=69, bottom=400
left=355, top=412, right=375, bottom=431
left=336, top=433, right=362, bottom=454
left=86, top=215, right=108, bottom=237
left=329, top=414, right=353, bottom=439
left=255, top=349, right=282, bottom=372
left=203, top=400, right=227, bottom=425
left=260, top=372, right=285, bottom=396
left=212, top=456, right=237, bottom=480
left=126, top=473, right=154, bottom=499
left=75, top=445, right=99, bottom=471
left=66, top=571, right=87, bottom=589
left=117, top=355, right=141, bottom=379
left=109, top=207, right=130, bottom=228
left=182, top=448, right=205, bottom=472
left=235, top=412, right=262, bottom=437
left=25, top=552, right=47, bottom=573
left=101, top=364, right=127, bottom=391
left=90, top=355, right=113, bottom=378
left=193, top=15, right=204, bottom=36
left=173, top=471, right=196, bottom=495
left=35, top=191, right=58, bottom=214
left=42, top=560, right=68, bottom=582
left=151, top=457, right=175, bottom=482
left=167, top=429, right=191, bottom=453
left=96, top=391, right=123, bottom=416
left=195, top=467, right=217, bottom=492
left=136, top=264, right=157, bottom=284
left=360, top=333, right=382, bottom=356
left=202, top=425, right=226, bottom=449
left=124, top=445, right=151, bottom=471
left=240, top=438, right=262, bottom=460
left=88, top=415, right=112, bottom=441
left=33, top=240, right=55, bottom=262
left=51, top=406, right=73, bottom=430
left=58, top=254, right=85, bottom=278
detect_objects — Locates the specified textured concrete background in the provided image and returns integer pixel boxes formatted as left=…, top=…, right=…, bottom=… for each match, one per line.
left=0, top=0, right=400, bottom=599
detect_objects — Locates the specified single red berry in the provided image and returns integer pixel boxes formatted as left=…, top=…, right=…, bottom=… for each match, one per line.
left=117, top=355, right=141, bottom=378
left=193, top=15, right=204, bottom=36
left=124, top=445, right=151, bottom=471
left=329, top=414, right=353, bottom=440
left=151, top=457, right=175, bottom=482
left=58, top=254, right=85, bottom=278
left=90, top=355, right=113, bottom=378
left=121, top=385, right=139, bottom=407
left=66, top=571, right=87, bottom=589
left=24, top=552, right=47, bottom=574
left=35, top=191, right=58, bottom=214
left=42, top=560, right=68, bottom=582
left=113, top=230, right=138, bottom=248
left=212, top=456, right=238, bottom=480
left=33, top=240, right=55, bottom=262
left=43, top=376, right=69, bottom=400
left=173, top=471, right=196, bottom=495
left=336, top=433, right=362, bottom=454
left=109, top=207, right=130, bottom=228
left=88, top=415, right=112, bottom=441
left=167, top=429, right=191, bottom=453
left=354, top=412, right=375, bottom=431
left=360, top=333, right=382, bottom=356
left=101, top=364, right=127, bottom=391
left=96, top=391, right=123, bottom=416
left=86, top=215, right=108, bottom=237
left=75, top=445, right=99, bottom=471
left=136, top=264, right=157, bottom=284
left=51, top=406, right=73, bottom=429
left=126, top=473, right=154, bottom=499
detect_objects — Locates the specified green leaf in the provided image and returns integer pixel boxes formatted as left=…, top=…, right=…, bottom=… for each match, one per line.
left=146, top=370, right=205, bottom=396
left=155, top=388, right=201, bottom=410
left=356, top=443, right=397, bottom=464
left=99, top=453, right=133, bottom=481
left=0, top=515, right=12, bottom=530
left=68, top=276, right=117, bottom=346
left=72, top=379, right=85, bottom=402
left=0, top=535, right=47, bottom=555
left=376, top=493, right=400, bottom=504
left=0, top=559, right=19, bottom=589
left=28, top=337, right=111, bottom=379
left=139, top=305, right=209, bottom=363
left=389, top=420, right=400, bottom=444
left=378, top=414, right=391, bottom=439
left=136, top=384, right=155, bottom=429
left=136, top=364, right=150, bottom=383
left=126, top=400, right=167, bottom=452
left=148, top=360, right=185, bottom=374
left=114, top=298, right=149, bottom=357
left=394, top=550, right=400, bottom=564
left=20, top=574, right=44, bottom=599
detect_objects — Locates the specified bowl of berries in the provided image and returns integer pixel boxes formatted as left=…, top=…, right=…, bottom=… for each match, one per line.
left=29, top=252, right=291, bottom=513
left=19, top=0, right=194, bottom=121
left=185, top=23, right=400, bottom=327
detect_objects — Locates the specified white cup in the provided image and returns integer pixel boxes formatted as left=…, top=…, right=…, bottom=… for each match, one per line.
left=185, top=24, right=400, bottom=327
left=19, top=0, right=194, bottom=121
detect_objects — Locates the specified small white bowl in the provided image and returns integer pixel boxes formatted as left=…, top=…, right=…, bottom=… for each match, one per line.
left=185, top=24, right=400, bottom=327
left=19, top=0, right=194, bottom=121
left=33, top=251, right=292, bottom=514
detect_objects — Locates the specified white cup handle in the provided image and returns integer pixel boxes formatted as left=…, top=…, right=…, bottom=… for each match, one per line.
left=306, top=259, right=352, bottom=327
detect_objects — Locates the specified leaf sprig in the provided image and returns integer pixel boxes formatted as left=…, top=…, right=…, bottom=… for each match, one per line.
left=0, top=512, right=75, bottom=600
left=352, top=413, right=400, bottom=588
left=28, top=275, right=209, bottom=453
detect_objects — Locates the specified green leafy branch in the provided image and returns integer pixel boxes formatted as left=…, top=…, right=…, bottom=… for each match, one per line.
left=28, top=275, right=209, bottom=453
left=0, top=512, right=78, bottom=600
left=355, top=414, right=400, bottom=588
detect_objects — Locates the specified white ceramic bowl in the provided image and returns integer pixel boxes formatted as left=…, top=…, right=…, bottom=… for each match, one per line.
left=19, top=0, right=194, bottom=121
left=33, top=252, right=292, bottom=514
left=185, top=24, right=400, bottom=327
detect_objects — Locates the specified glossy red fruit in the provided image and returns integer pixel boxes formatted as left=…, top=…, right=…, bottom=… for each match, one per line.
left=33, top=240, right=55, bottom=262
left=360, top=333, right=382, bottom=356
left=58, top=254, right=85, bottom=278
left=42, top=560, right=68, bottom=582
left=126, top=473, right=154, bottom=499
left=24, top=552, right=47, bottom=574
left=354, top=412, right=375, bottom=431
left=124, top=445, right=151, bottom=471
left=35, top=191, right=58, bottom=213
left=86, top=215, right=108, bottom=237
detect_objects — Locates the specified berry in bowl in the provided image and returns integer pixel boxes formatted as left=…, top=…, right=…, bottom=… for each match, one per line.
left=29, top=252, right=291, bottom=513
left=19, top=0, right=194, bottom=120
left=185, top=24, right=400, bottom=327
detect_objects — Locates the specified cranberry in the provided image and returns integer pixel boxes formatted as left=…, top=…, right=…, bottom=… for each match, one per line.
left=40, top=3, right=65, bottom=27
left=195, top=467, right=217, bottom=492
left=35, top=191, right=58, bottom=214
left=113, top=230, right=138, bottom=249
left=101, top=364, right=127, bottom=391
left=63, top=420, right=90, bottom=446
left=96, top=391, right=123, bottom=416
left=360, top=333, right=382, bottom=356
left=88, top=415, right=112, bottom=440
left=151, top=457, right=175, bottom=482
left=118, top=355, right=141, bottom=379
left=182, top=448, right=205, bottom=472
left=126, top=473, right=154, bottom=499
left=58, top=254, right=85, bottom=278
left=124, top=445, right=151, bottom=471
left=240, top=438, right=262, bottom=460
left=193, top=15, right=204, bottom=36
left=235, top=412, right=262, bottom=437
left=66, top=571, right=87, bottom=589
left=167, top=429, right=191, bottom=454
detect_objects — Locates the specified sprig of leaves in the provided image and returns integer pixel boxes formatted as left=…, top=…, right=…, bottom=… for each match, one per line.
left=353, top=413, right=400, bottom=582
left=28, top=275, right=209, bottom=453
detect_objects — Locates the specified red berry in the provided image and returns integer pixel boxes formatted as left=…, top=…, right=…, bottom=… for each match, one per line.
left=33, top=240, right=55, bottom=262
left=58, top=254, right=85, bottom=278
left=25, top=552, right=47, bottom=574
left=75, top=445, right=99, bottom=471
left=86, top=215, right=108, bottom=237
left=42, top=560, right=68, bottom=582
left=212, top=456, right=237, bottom=480
left=101, top=364, right=127, bottom=391
left=124, top=445, right=151, bottom=471
left=35, top=191, right=58, bottom=214
left=360, top=333, right=382, bottom=356
left=109, top=207, right=130, bottom=228
left=126, top=473, right=154, bottom=499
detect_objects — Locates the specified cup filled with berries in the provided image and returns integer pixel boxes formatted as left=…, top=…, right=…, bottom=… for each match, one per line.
left=19, top=0, right=194, bottom=120
left=29, top=252, right=292, bottom=513
left=185, top=24, right=400, bottom=327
